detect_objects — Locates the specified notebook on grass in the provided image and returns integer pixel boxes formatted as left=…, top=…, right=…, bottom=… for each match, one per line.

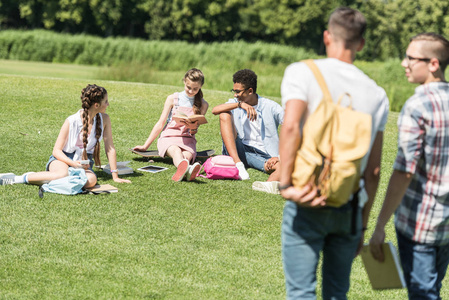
left=86, top=184, right=118, bottom=194
left=137, top=165, right=168, bottom=173
left=102, top=161, right=133, bottom=175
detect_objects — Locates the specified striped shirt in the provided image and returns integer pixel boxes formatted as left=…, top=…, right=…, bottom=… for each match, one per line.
left=394, top=82, right=449, bottom=245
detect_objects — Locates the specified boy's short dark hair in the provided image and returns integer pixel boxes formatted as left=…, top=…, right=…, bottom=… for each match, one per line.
left=328, top=7, right=366, bottom=46
left=233, top=69, right=257, bottom=93
left=411, top=32, right=449, bottom=72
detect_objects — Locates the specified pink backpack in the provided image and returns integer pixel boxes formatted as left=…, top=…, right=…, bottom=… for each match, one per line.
left=200, top=155, right=240, bottom=180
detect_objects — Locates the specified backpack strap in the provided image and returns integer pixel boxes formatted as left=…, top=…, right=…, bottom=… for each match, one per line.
left=303, top=59, right=332, bottom=102
left=303, top=59, right=335, bottom=177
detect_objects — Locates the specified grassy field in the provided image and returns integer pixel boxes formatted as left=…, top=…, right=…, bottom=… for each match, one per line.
left=0, top=59, right=106, bottom=80
left=0, top=62, right=446, bottom=299
left=0, top=56, right=419, bottom=114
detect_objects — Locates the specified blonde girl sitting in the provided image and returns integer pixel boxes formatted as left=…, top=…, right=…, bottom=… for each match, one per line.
left=133, top=68, right=209, bottom=181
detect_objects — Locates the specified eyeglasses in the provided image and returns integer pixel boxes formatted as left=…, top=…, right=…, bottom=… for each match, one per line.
left=231, top=88, right=248, bottom=94
left=404, top=54, right=431, bottom=64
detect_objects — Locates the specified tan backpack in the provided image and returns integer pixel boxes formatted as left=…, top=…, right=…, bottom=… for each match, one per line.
left=291, top=60, right=372, bottom=207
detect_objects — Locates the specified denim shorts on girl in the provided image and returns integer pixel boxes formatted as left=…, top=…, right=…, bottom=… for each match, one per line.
left=46, top=151, right=95, bottom=175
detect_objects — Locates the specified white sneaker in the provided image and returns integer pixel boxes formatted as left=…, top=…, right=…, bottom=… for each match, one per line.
left=0, top=173, right=16, bottom=178
left=236, top=162, right=250, bottom=180
left=185, top=162, right=201, bottom=181
left=252, top=181, right=280, bottom=194
left=0, top=178, right=14, bottom=185
left=0, top=173, right=16, bottom=185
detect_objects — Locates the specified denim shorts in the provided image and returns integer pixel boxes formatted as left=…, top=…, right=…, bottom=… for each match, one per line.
left=46, top=151, right=94, bottom=173
left=222, top=137, right=271, bottom=172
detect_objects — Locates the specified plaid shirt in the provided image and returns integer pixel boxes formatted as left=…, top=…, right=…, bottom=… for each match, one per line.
left=394, top=82, right=449, bottom=245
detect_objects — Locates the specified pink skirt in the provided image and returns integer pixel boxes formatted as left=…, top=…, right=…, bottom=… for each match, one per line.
left=157, top=136, right=197, bottom=163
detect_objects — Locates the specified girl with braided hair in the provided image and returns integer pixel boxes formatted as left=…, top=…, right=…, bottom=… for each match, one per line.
left=0, top=84, right=131, bottom=187
left=133, top=68, right=208, bottom=181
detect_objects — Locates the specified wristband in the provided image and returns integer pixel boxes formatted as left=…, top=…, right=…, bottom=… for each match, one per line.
left=238, top=101, right=242, bottom=108
left=110, top=169, right=118, bottom=173
left=279, top=183, right=293, bottom=191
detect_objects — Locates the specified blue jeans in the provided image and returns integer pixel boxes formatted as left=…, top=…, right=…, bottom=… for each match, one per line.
left=396, top=230, right=449, bottom=300
left=222, top=137, right=270, bottom=172
left=282, top=200, right=361, bottom=300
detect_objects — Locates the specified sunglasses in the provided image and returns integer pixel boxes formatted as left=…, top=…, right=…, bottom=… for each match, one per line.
left=231, top=88, right=248, bottom=94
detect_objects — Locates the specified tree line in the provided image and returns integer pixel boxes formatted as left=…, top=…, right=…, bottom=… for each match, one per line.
left=0, top=0, right=448, bottom=61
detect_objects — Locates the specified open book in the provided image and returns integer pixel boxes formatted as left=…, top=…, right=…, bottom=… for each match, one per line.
left=172, top=112, right=207, bottom=125
left=360, top=242, right=406, bottom=290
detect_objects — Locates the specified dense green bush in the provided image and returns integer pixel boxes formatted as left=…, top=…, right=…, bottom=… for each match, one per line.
left=2, top=0, right=449, bottom=61
left=0, top=30, right=316, bottom=71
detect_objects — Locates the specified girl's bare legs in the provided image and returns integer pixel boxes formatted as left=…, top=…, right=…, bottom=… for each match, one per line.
left=26, top=160, right=70, bottom=185
left=166, top=145, right=184, bottom=167
left=84, top=171, right=98, bottom=188
left=26, top=160, right=97, bottom=188
left=182, top=150, right=193, bottom=163
left=166, top=146, right=193, bottom=166
left=166, top=145, right=194, bottom=181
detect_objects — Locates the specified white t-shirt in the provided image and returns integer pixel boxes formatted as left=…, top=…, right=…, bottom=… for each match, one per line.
left=241, top=104, right=266, bottom=152
left=281, top=58, right=389, bottom=204
left=178, top=91, right=195, bottom=108
left=63, top=110, right=104, bottom=161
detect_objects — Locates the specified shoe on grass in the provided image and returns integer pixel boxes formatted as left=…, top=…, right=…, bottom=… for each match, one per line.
left=186, top=162, right=201, bottom=181
left=236, top=162, right=250, bottom=180
left=172, top=159, right=189, bottom=182
left=252, top=181, right=280, bottom=194
left=0, top=173, right=16, bottom=185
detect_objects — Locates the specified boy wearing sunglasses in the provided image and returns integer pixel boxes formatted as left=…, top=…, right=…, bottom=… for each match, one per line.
left=212, top=69, right=283, bottom=192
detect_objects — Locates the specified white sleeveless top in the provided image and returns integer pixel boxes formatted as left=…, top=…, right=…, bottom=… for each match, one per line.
left=62, top=109, right=104, bottom=161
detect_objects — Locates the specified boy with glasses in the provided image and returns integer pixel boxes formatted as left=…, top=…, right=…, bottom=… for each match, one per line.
left=370, top=32, right=449, bottom=300
left=212, top=69, right=283, bottom=192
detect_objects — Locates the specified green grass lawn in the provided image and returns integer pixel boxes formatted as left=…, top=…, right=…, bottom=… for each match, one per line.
left=0, top=59, right=106, bottom=80
left=0, top=62, right=445, bottom=299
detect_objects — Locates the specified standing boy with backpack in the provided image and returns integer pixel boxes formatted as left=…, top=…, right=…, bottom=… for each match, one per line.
left=370, top=33, right=449, bottom=300
left=279, top=7, right=389, bottom=299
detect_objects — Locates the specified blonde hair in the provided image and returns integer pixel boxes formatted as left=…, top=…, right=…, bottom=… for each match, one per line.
left=184, top=68, right=204, bottom=115
left=80, top=84, right=107, bottom=167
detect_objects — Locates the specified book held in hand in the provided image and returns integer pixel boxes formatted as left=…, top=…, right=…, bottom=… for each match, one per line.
left=360, top=242, right=406, bottom=290
left=172, top=112, right=207, bottom=125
